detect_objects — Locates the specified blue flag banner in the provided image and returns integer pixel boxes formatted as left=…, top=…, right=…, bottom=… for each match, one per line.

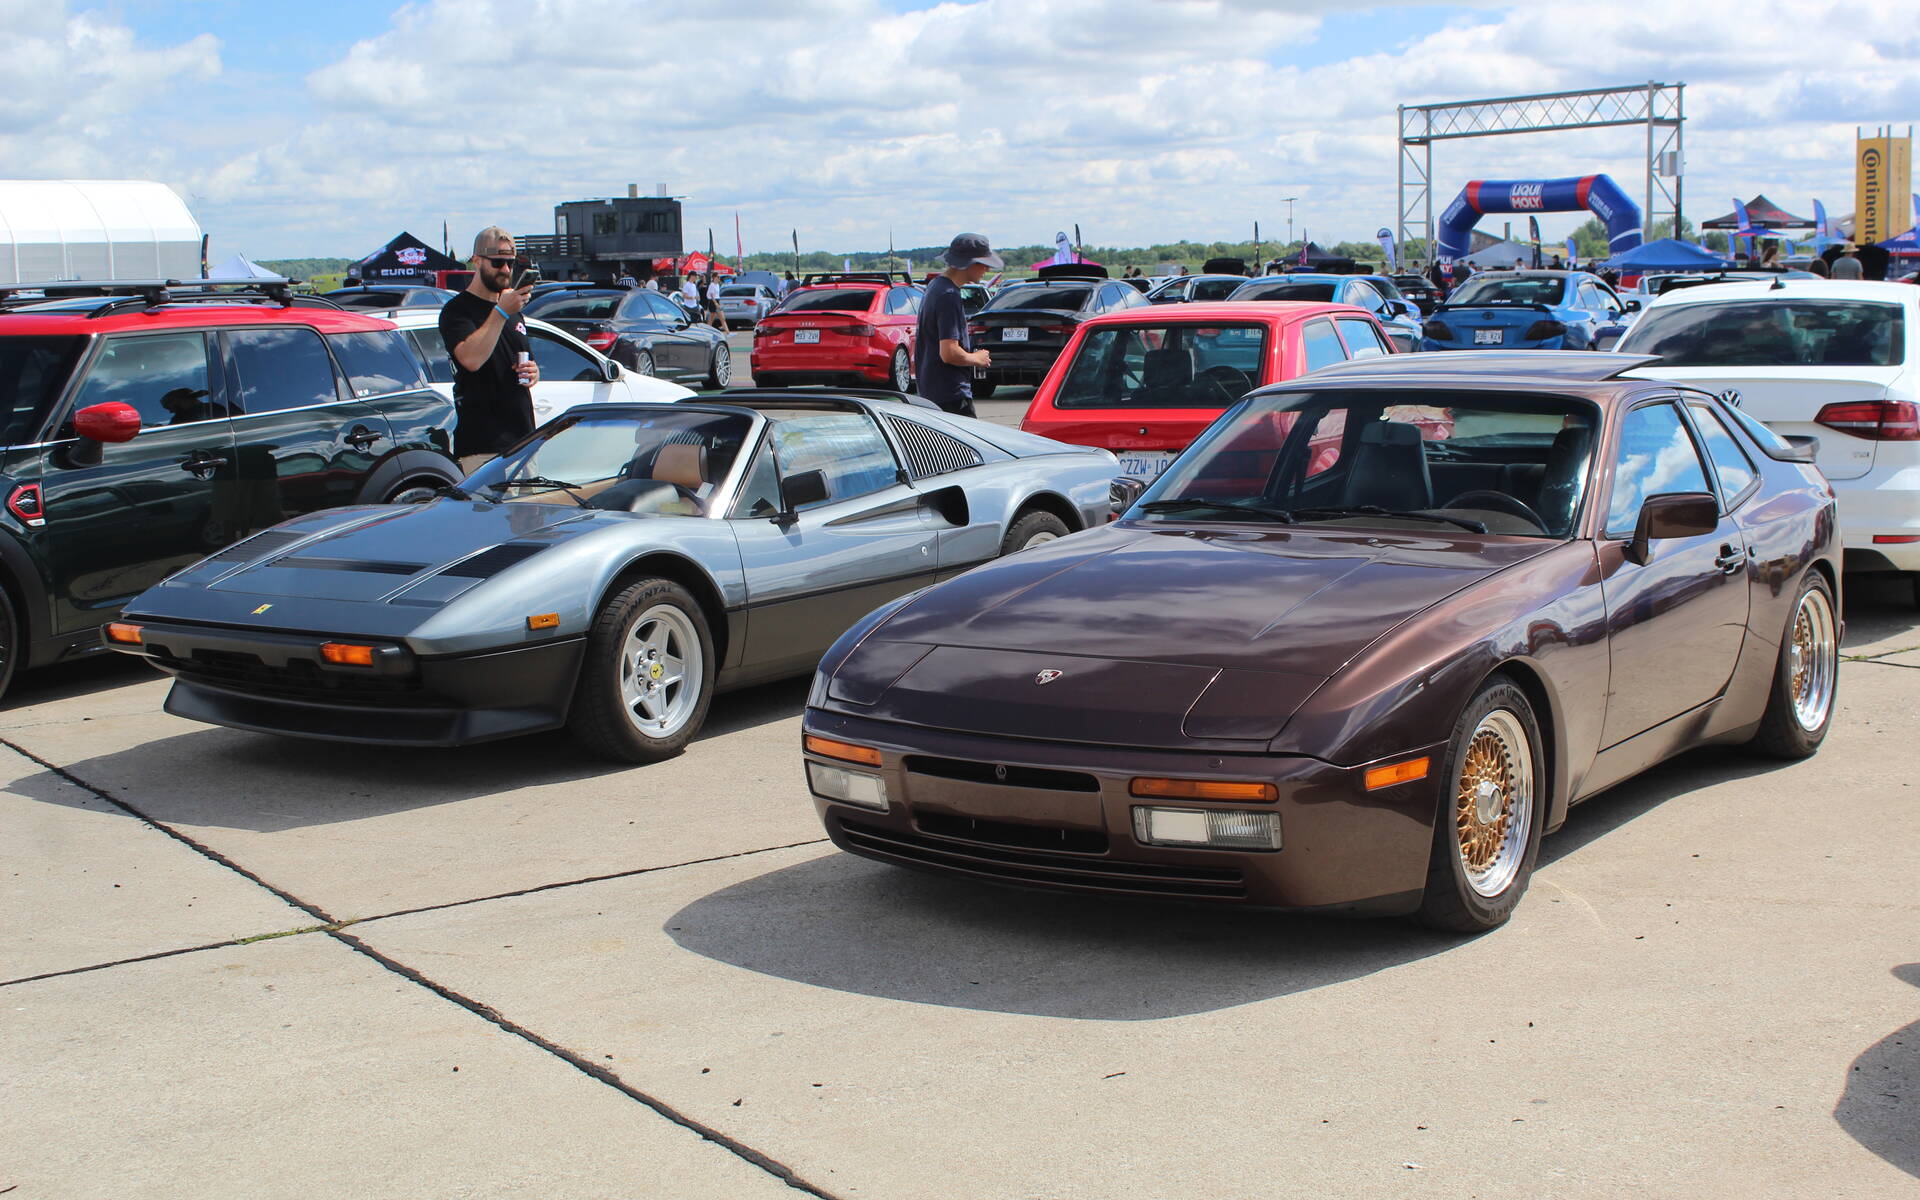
left=1375, top=227, right=1396, bottom=270
left=1566, top=235, right=1580, bottom=264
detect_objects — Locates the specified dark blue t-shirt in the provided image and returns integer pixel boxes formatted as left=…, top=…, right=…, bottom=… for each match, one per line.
left=914, top=275, right=973, bottom=415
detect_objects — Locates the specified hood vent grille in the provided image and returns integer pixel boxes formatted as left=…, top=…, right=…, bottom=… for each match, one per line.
left=271, top=556, right=426, bottom=575
left=442, top=542, right=548, bottom=579
left=205, top=529, right=306, bottom=564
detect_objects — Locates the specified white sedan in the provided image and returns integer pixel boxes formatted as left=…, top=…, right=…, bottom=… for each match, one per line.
left=377, top=308, right=695, bottom=426
left=1618, top=278, right=1920, bottom=584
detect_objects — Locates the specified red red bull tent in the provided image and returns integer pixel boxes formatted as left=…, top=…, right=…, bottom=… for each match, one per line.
left=354, top=232, right=464, bottom=285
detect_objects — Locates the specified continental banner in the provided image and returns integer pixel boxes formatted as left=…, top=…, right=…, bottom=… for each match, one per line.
left=1857, top=133, right=1912, bottom=245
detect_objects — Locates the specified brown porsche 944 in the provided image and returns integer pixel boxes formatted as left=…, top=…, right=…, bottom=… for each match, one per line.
left=801, top=352, right=1842, bottom=931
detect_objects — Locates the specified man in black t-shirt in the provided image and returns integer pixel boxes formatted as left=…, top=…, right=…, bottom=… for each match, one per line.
left=438, top=225, right=542, bottom=469
left=914, top=232, right=1001, bottom=416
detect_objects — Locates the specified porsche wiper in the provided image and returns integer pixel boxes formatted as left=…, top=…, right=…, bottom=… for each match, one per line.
left=1291, top=505, right=1487, bottom=534
left=487, top=477, right=589, bottom=507
left=1138, top=498, right=1297, bottom=523
left=436, top=484, right=476, bottom=500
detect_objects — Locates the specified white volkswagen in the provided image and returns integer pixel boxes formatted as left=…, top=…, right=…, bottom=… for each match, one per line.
left=1619, top=279, right=1919, bottom=587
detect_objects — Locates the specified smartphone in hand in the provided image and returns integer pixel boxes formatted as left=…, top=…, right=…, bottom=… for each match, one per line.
left=512, top=266, right=541, bottom=290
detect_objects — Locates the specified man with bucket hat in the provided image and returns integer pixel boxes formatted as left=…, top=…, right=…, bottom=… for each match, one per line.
left=914, top=232, right=1002, bottom=416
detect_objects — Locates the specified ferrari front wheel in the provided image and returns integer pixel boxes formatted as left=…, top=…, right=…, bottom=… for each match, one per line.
left=1414, top=678, right=1544, bottom=933
left=569, top=577, right=715, bottom=762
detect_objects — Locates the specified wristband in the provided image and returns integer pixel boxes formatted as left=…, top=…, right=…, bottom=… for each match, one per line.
left=495, top=304, right=511, bottom=321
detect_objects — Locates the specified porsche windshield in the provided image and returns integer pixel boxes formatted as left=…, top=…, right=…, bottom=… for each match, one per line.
left=1619, top=299, right=1904, bottom=366
left=1139, top=389, right=1598, bottom=538
left=465, top=410, right=753, bottom=516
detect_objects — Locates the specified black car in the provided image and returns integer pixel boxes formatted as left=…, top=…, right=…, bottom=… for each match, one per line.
left=524, top=287, right=732, bottom=388
left=1147, top=273, right=1250, bottom=304
left=1391, top=274, right=1445, bottom=315
left=966, top=270, right=1149, bottom=396
left=322, top=285, right=459, bottom=310
left=0, top=282, right=459, bottom=699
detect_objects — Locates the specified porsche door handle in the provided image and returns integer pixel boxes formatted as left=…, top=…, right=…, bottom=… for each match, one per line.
left=1714, top=546, right=1747, bottom=574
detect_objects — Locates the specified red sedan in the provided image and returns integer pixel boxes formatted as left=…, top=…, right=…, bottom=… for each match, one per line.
left=750, top=272, right=922, bottom=392
left=1020, top=301, right=1399, bottom=482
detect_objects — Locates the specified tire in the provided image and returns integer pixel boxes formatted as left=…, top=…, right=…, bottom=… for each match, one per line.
left=1748, top=571, right=1839, bottom=759
left=972, top=379, right=998, bottom=399
left=567, top=577, right=715, bottom=763
left=1414, top=677, right=1545, bottom=933
left=0, top=584, right=20, bottom=705
left=632, top=349, right=656, bottom=377
left=706, top=343, right=732, bottom=389
left=1000, top=510, right=1069, bottom=556
left=889, top=348, right=911, bottom=393
left=383, top=477, right=446, bottom=505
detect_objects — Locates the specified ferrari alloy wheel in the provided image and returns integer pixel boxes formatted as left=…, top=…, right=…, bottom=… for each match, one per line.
left=569, top=577, right=715, bottom=762
left=1416, top=678, right=1544, bottom=933
left=707, top=344, right=731, bottom=389
left=1000, top=510, right=1069, bottom=556
left=1749, top=571, right=1838, bottom=759
left=890, top=347, right=911, bottom=393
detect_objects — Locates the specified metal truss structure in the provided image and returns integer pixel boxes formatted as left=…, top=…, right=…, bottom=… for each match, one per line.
left=1398, top=82, right=1685, bottom=261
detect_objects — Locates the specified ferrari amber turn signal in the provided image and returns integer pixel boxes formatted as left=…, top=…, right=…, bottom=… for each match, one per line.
left=1129, top=777, right=1278, bottom=802
left=803, top=735, right=883, bottom=767
left=526, top=612, right=561, bottom=630
left=1364, top=757, right=1431, bottom=791
left=320, top=642, right=377, bottom=667
left=105, top=622, right=143, bottom=645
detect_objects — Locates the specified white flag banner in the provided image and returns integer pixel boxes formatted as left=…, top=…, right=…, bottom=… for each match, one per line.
left=1376, top=227, right=1397, bottom=271
left=1052, top=231, right=1074, bottom=265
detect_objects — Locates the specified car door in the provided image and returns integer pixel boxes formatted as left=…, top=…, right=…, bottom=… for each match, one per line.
left=40, top=330, right=239, bottom=635
left=636, top=292, right=703, bottom=376
left=726, top=410, right=939, bottom=679
left=525, top=325, right=619, bottom=424
left=1334, top=317, right=1391, bottom=360
left=222, top=326, right=394, bottom=527
left=1299, top=318, right=1349, bottom=373
left=1596, top=400, right=1751, bottom=746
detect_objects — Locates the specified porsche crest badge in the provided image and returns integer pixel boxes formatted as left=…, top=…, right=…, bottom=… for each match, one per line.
left=1034, top=669, right=1063, bottom=685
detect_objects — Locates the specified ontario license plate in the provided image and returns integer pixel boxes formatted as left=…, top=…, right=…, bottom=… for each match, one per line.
left=1473, top=328, right=1503, bottom=344
left=794, top=329, right=820, bottom=343
left=1003, top=327, right=1029, bottom=341
left=1119, top=452, right=1178, bottom=480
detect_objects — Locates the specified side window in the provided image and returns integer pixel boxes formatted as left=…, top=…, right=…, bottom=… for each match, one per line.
left=72, top=332, right=224, bottom=428
left=227, top=328, right=342, bottom=415
left=1102, top=284, right=1129, bottom=311
left=728, top=439, right=782, bottom=518
left=1335, top=318, right=1389, bottom=360
left=1347, top=283, right=1383, bottom=312
left=407, top=329, right=455, bottom=385
left=884, top=287, right=912, bottom=315
left=528, top=329, right=603, bottom=382
left=1686, top=403, right=1759, bottom=503
left=907, top=287, right=924, bottom=314
left=326, top=330, right=425, bottom=397
left=645, top=292, right=685, bottom=323
left=1301, top=320, right=1348, bottom=372
left=1605, top=403, right=1714, bottom=536
left=769, top=412, right=900, bottom=506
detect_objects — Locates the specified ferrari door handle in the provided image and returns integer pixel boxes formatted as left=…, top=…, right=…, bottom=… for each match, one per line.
left=1714, top=545, right=1746, bottom=574
left=345, top=428, right=381, bottom=449
left=181, top=453, right=228, bottom=477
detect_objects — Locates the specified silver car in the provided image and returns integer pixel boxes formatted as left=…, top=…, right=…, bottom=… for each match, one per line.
left=718, top=284, right=779, bottom=329
left=107, top=393, right=1121, bottom=762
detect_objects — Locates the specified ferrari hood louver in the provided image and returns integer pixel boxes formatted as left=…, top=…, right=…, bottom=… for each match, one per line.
left=441, top=542, right=548, bottom=578
left=203, top=529, right=307, bottom=564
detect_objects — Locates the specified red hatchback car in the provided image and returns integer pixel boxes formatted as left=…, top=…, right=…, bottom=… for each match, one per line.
left=750, top=272, right=922, bottom=392
left=1020, top=301, right=1399, bottom=482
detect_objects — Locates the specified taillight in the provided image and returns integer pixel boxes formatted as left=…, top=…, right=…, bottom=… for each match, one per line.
left=967, top=324, right=988, bottom=336
left=1421, top=320, right=1450, bottom=340
left=583, top=329, right=618, bottom=352
left=830, top=324, right=877, bottom=337
left=7, top=483, right=44, bottom=528
left=1037, top=324, right=1073, bottom=336
left=1814, top=400, right=1920, bottom=440
left=1523, top=319, right=1566, bottom=340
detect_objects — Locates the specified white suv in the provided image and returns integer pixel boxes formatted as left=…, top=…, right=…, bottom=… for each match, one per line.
left=1618, top=279, right=1919, bottom=581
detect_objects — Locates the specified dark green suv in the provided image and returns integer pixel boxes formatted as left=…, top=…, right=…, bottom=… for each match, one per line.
left=0, top=285, right=459, bottom=698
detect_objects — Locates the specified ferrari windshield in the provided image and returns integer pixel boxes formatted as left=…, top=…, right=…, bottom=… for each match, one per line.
left=1446, top=277, right=1568, bottom=306
left=464, top=409, right=754, bottom=516
left=1138, top=389, right=1598, bottom=538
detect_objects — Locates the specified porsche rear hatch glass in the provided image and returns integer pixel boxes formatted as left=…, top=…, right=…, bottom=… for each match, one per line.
left=1622, top=299, right=1904, bottom=366
left=1055, top=324, right=1267, bottom=409
left=0, top=335, right=87, bottom=444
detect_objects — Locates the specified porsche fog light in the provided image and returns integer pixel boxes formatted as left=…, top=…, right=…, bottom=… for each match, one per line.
left=1131, top=806, right=1281, bottom=851
left=807, top=761, right=889, bottom=812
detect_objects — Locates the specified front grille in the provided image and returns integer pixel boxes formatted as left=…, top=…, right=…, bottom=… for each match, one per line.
left=160, top=649, right=428, bottom=706
left=904, top=755, right=1099, bottom=793
left=885, top=416, right=982, bottom=479
left=837, top=818, right=1246, bottom=899
left=914, top=811, right=1108, bottom=853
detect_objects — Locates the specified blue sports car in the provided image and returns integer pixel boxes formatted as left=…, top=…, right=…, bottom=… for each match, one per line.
left=1420, top=270, right=1631, bottom=351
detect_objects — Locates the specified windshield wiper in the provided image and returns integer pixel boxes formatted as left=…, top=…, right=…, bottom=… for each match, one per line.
left=1138, top=498, right=1297, bottom=523
left=486, top=477, right=589, bottom=508
left=1291, top=505, right=1487, bottom=534
left=435, top=484, right=476, bottom=500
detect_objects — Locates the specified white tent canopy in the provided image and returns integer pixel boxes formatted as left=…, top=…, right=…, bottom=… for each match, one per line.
left=210, top=252, right=284, bottom=280
left=1462, top=240, right=1548, bottom=269
left=0, top=180, right=202, bottom=285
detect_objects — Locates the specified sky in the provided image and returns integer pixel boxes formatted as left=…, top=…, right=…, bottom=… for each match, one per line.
left=5, top=0, right=1916, bottom=263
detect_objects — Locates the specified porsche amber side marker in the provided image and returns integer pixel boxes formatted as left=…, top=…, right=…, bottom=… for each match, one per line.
left=804, top=735, right=882, bottom=767
left=1364, top=757, right=1430, bottom=791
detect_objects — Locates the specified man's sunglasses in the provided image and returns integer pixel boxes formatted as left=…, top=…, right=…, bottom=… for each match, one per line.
left=479, top=255, right=523, bottom=269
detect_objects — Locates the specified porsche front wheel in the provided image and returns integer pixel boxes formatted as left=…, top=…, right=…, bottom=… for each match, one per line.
left=1414, top=678, right=1544, bottom=933
left=569, top=578, right=715, bottom=762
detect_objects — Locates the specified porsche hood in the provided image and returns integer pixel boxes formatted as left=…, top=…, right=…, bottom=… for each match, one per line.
left=827, top=522, right=1549, bottom=748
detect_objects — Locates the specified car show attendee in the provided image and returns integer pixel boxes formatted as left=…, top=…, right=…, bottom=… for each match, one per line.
left=704, top=274, right=726, bottom=328
left=1807, top=256, right=1831, bottom=277
left=1831, top=245, right=1864, bottom=280
left=616, top=266, right=638, bottom=287
left=439, top=226, right=540, bottom=471
left=915, top=232, right=1001, bottom=417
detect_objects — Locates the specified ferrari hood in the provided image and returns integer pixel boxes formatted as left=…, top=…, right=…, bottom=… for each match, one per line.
left=834, top=522, right=1548, bottom=747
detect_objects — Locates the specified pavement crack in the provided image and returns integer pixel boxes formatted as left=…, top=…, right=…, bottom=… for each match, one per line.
left=347, top=838, right=831, bottom=927
left=326, top=927, right=848, bottom=1200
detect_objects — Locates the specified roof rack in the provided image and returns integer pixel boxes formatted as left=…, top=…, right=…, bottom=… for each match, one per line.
left=799, top=272, right=915, bottom=287
left=0, top=277, right=343, bottom=318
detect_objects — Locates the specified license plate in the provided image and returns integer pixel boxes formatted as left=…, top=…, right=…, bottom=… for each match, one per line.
left=1003, top=327, right=1029, bottom=342
left=1119, top=452, right=1178, bottom=480
left=794, top=329, right=820, bottom=343
left=1473, top=328, right=1503, bottom=345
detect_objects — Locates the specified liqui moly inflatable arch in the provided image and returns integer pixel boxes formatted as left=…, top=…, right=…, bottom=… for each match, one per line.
left=1436, top=175, right=1642, bottom=262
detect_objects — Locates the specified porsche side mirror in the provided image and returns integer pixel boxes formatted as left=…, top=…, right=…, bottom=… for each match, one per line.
left=1109, top=475, right=1148, bottom=518
left=601, top=357, right=622, bottom=383
left=775, top=469, right=830, bottom=522
left=1624, top=492, right=1718, bottom=565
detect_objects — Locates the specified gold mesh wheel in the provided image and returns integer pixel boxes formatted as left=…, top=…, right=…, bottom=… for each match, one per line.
left=1453, top=709, right=1535, bottom=898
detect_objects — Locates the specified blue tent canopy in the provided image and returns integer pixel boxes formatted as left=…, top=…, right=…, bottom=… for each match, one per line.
left=1601, top=238, right=1730, bottom=271
left=1876, top=228, right=1920, bottom=256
